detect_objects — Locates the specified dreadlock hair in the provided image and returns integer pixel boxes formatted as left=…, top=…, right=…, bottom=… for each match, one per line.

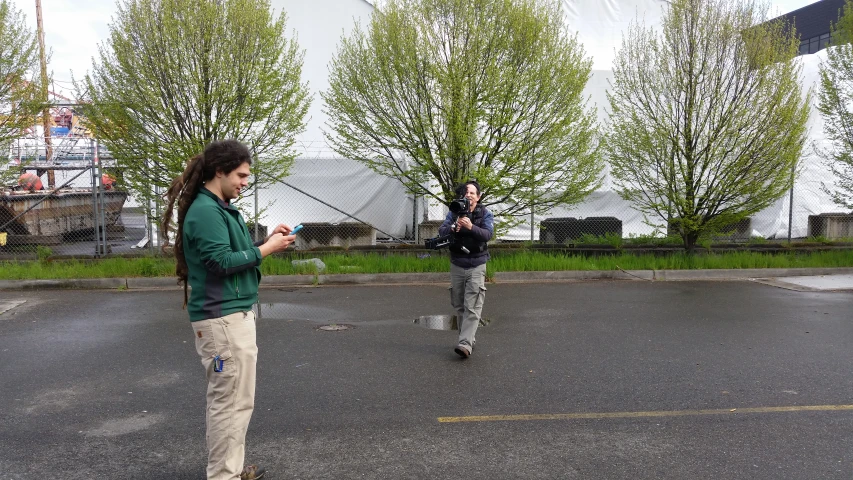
left=161, top=140, right=252, bottom=307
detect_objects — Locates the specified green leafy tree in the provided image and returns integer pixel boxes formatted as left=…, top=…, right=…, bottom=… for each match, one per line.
left=78, top=0, right=310, bottom=220
left=605, top=0, right=810, bottom=252
left=0, top=0, right=44, bottom=186
left=818, top=0, right=853, bottom=210
left=322, top=0, right=602, bottom=225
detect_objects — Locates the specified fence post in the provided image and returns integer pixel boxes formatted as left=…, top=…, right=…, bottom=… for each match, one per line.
left=530, top=203, right=535, bottom=242
left=254, top=189, right=259, bottom=240
left=148, top=160, right=156, bottom=256
left=147, top=189, right=153, bottom=255
left=154, top=183, right=161, bottom=255
left=413, top=193, right=418, bottom=243
left=91, top=139, right=102, bottom=256
left=97, top=139, right=108, bottom=256
left=788, top=166, right=795, bottom=243
left=254, top=153, right=259, bottom=241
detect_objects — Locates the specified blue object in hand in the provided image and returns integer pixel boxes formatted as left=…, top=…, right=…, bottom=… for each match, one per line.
left=291, top=224, right=303, bottom=234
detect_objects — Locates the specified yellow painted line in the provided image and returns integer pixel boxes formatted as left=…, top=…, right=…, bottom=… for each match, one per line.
left=437, top=404, right=853, bottom=423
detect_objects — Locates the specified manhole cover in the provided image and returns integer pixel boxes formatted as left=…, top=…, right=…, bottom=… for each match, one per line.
left=317, top=324, right=353, bottom=331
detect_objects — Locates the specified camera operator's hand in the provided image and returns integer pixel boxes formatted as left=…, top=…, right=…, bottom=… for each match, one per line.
left=456, top=217, right=473, bottom=231
left=258, top=232, right=295, bottom=257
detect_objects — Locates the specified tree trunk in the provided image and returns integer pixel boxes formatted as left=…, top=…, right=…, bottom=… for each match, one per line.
left=683, top=232, right=700, bottom=255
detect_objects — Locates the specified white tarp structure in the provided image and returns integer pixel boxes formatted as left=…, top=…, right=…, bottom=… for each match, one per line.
left=267, top=0, right=841, bottom=241
left=263, top=0, right=416, bottom=239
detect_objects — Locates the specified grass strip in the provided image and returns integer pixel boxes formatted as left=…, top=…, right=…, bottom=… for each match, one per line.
left=0, top=250, right=851, bottom=280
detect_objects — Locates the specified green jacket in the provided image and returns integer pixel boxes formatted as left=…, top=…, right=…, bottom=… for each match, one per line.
left=183, top=188, right=262, bottom=321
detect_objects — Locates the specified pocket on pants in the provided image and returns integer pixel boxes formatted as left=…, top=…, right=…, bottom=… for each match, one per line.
left=474, top=284, right=487, bottom=309
left=192, top=320, right=234, bottom=368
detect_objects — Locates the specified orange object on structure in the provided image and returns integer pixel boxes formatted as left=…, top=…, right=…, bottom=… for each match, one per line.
left=102, top=173, right=116, bottom=190
left=18, top=173, right=44, bottom=191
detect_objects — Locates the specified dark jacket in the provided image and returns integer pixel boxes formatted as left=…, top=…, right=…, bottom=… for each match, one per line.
left=438, top=204, right=494, bottom=268
left=182, top=188, right=263, bottom=321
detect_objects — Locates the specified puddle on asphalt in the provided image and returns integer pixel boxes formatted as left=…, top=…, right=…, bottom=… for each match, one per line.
left=253, top=303, right=491, bottom=329
left=0, top=300, right=26, bottom=316
left=413, top=315, right=490, bottom=330
left=253, top=302, right=340, bottom=321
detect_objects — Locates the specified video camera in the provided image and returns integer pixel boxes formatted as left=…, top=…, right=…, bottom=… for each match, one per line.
left=449, top=197, right=470, bottom=217
left=423, top=196, right=471, bottom=251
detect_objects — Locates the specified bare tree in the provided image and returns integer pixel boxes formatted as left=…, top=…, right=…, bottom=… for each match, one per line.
left=606, top=0, right=810, bottom=252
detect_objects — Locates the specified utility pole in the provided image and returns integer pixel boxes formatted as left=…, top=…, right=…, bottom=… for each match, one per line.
left=35, top=0, right=54, bottom=188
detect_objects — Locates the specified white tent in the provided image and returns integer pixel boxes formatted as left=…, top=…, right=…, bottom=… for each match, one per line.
left=270, top=0, right=841, bottom=241
left=264, top=0, right=415, bottom=239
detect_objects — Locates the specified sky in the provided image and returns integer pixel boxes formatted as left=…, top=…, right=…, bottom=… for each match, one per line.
left=772, top=0, right=824, bottom=16
left=11, top=0, right=826, bottom=99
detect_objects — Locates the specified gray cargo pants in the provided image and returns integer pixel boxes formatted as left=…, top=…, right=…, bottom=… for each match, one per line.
left=450, top=263, right=487, bottom=346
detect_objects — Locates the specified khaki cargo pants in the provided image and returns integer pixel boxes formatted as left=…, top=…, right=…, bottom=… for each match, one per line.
left=191, top=310, right=258, bottom=480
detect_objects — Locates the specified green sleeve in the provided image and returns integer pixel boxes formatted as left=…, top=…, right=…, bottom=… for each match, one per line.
left=185, top=207, right=262, bottom=277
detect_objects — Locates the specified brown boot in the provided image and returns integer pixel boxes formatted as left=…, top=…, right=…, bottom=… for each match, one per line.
left=240, top=464, right=266, bottom=479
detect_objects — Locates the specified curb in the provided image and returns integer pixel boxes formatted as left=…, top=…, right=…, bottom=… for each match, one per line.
left=2, top=267, right=853, bottom=291
left=0, top=278, right=128, bottom=290
left=652, top=267, right=853, bottom=281
left=493, top=270, right=655, bottom=282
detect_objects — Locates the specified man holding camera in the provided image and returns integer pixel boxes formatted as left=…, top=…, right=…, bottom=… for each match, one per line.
left=438, top=180, right=494, bottom=358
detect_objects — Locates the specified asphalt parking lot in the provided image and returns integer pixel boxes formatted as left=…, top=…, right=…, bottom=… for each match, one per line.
left=1, top=279, right=851, bottom=479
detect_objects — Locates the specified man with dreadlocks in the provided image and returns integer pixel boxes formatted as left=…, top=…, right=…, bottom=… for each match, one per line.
left=162, top=139, right=294, bottom=480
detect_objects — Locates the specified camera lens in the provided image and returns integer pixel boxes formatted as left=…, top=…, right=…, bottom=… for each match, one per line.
left=449, top=198, right=468, bottom=214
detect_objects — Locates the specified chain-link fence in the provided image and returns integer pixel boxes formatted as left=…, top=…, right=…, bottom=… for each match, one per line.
left=2, top=154, right=852, bottom=260
left=245, top=156, right=419, bottom=249
left=1, top=138, right=149, bottom=259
